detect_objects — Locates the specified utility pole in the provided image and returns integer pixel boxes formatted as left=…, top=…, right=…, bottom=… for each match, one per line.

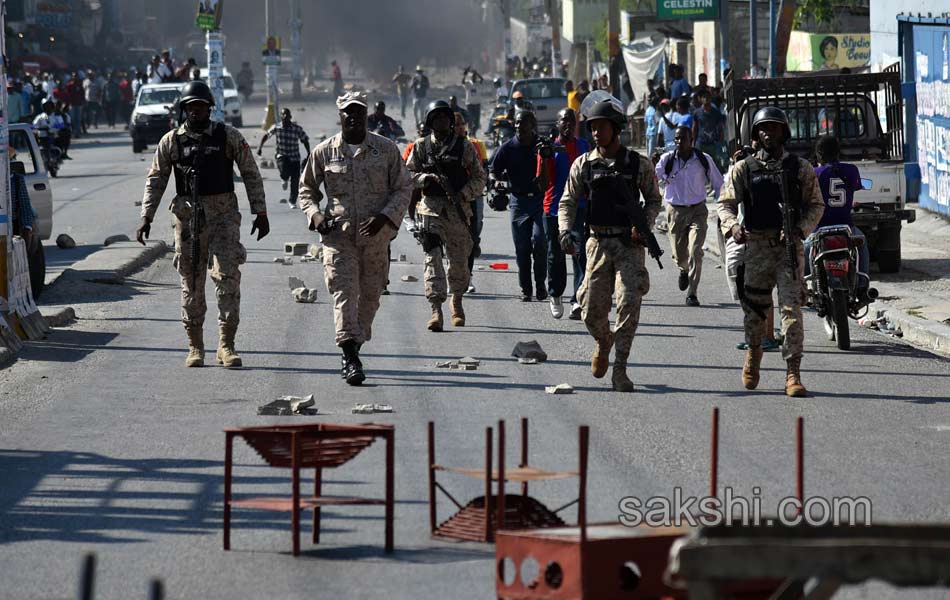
left=502, top=0, right=512, bottom=74
left=768, top=0, right=776, bottom=77
left=262, top=0, right=279, bottom=130
left=545, top=0, right=561, bottom=77
left=0, top=0, right=11, bottom=320
left=749, top=0, right=758, bottom=77
left=290, top=0, right=303, bottom=99
left=608, top=0, right=620, bottom=98
left=207, top=30, right=226, bottom=123
left=719, top=0, right=731, bottom=86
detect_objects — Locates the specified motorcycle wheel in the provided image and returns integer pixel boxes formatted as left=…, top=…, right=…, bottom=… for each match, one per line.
left=831, top=289, right=851, bottom=351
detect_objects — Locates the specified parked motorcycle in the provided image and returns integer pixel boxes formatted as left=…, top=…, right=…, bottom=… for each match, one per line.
left=804, top=225, right=878, bottom=350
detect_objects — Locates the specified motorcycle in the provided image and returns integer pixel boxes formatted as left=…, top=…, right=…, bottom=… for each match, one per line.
left=804, top=225, right=878, bottom=351
left=36, top=128, right=64, bottom=178
left=489, top=115, right=515, bottom=148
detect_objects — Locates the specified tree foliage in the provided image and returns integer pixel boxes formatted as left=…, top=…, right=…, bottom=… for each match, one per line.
left=793, top=0, right=865, bottom=29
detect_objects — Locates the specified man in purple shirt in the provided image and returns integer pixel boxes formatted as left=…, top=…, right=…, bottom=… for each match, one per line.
left=806, top=134, right=870, bottom=283
left=655, top=126, right=724, bottom=306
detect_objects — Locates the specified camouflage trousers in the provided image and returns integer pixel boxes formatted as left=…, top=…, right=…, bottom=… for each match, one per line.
left=172, top=196, right=246, bottom=329
left=423, top=208, right=473, bottom=304
left=322, top=223, right=394, bottom=345
left=666, top=202, right=708, bottom=296
left=740, top=232, right=805, bottom=360
left=577, top=236, right=650, bottom=361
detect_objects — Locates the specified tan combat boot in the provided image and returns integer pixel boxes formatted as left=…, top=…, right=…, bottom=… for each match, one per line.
left=785, top=357, right=808, bottom=397
left=450, top=294, right=465, bottom=327
left=611, top=354, right=634, bottom=392
left=591, top=332, right=614, bottom=379
left=216, top=324, right=243, bottom=368
left=427, top=303, right=444, bottom=332
left=742, top=345, right=764, bottom=390
left=185, top=326, right=204, bottom=368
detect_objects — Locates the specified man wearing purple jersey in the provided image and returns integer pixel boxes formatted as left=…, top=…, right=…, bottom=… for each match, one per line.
left=806, top=135, right=870, bottom=286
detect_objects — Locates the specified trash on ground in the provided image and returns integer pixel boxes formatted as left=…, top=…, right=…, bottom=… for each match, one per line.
left=401, top=275, right=418, bottom=282
left=56, top=234, right=76, bottom=249
left=489, top=262, right=509, bottom=270
left=352, top=403, right=394, bottom=414
left=258, top=394, right=318, bottom=416
left=279, top=198, right=287, bottom=204
left=512, top=340, right=547, bottom=362
left=545, top=383, right=574, bottom=395
left=458, top=356, right=480, bottom=367
left=273, top=257, right=293, bottom=265
left=436, top=358, right=479, bottom=370
left=518, top=357, right=540, bottom=364
left=292, top=287, right=318, bottom=303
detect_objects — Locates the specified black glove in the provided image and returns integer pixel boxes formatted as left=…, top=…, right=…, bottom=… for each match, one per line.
left=359, top=214, right=390, bottom=237
left=136, top=217, right=151, bottom=245
left=250, top=213, right=270, bottom=241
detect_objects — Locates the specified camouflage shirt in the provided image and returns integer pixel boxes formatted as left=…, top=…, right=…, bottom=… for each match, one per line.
left=717, top=149, right=824, bottom=237
left=559, top=146, right=662, bottom=234
left=299, top=131, right=412, bottom=231
left=141, top=122, right=266, bottom=221
left=405, top=133, right=486, bottom=219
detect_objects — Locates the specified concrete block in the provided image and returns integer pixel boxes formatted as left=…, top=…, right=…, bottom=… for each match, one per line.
left=292, top=287, right=318, bottom=303
left=104, top=234, right=131, bottom=246
left=545, top=383, right=574, bottom=394
left=284, top=242, right=310, bottom=256
left=56, top=234, right=76, bottom=249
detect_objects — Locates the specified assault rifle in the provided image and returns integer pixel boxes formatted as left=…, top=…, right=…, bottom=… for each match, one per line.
left=609, top=151, right=664, bottom=270
left=779, top=167, right=799, bottom=280
left=185, top=135, right=208, bottom=292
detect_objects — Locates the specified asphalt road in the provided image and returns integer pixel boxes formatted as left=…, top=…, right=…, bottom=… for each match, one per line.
left=1, top=92, right=949, bottom=600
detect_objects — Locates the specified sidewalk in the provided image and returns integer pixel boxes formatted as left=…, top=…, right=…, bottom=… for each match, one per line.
left=701, top=202, right=950, bottom=358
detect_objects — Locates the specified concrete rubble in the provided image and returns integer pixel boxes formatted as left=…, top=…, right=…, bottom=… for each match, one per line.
left=435, top=356, right=480, bottom=370
left=352, top=403, right=393, bottom=414
left=284, top=242, right=310, bottom=256
left=257, top=394, right=318, bottom=416
left=512, top=340, right=547, bottom=363
left=104, top=234, right=131, bottom=246
left=292, top=287, right=318, bottom=303
left=56, top=234, right=76, bottom=249
left=273, top=257, right=293, bottom=265
left=401, top=275, right=418, bottom=282
left=545, top=383, right=574, bottom=395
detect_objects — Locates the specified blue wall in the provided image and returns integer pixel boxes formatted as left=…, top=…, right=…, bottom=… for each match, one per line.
left=910, top=23, right=950, bottom=217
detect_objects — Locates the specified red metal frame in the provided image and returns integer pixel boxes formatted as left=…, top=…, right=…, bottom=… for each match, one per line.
left=428, top=418, right=584, bottom=543
left=496, top=410, right=805, bottom=599
left=223, top=423, right=394, bottom=556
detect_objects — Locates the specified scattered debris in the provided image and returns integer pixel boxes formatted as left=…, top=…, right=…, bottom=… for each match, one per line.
left=273, top=257, right=293, bottom=265
left=545, top=383, right=574, bottom=395
left=352, top=403, right=393, bottom=414
left=104, top=234, right=130, bottom=246
left=859, top=316, right=883, bottom=331
left=512, top=340, right=547, bottom=362
left=279, top=198, right=287, bottom=204
left=476, top=266, right=486, bottom=271
left=292, top=287, right=318, bottom=303
left=436, top=357, right=479, bottom=370
left=284, top=242, right=310, bottom=256
left=489, top=262, right=509, bottom=270
left=257, top=394, right=318, bottom=416
left=56, top=234, right=76, bottom=249
left=398, top=254, right=408, bottom=262
left=401, top=275, right=418, bottom=282
left=458, top=356, right=480, bottom=367
left=518, top=357, right=540, bottom=365
left=134, top=200, right=143, bottom=206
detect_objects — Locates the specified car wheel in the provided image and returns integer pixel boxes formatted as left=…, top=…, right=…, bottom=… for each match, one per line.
left=27, top=236, right=46, bottom=301
left=132, top=138, right=145, bottom=153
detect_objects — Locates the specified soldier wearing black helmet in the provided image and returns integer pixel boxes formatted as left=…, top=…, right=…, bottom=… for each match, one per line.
left=558, top=99, right=662, bottom=393
left=406, top=99, right=486, bottom=332
left=138, top=80, right=269, bottom=369
left=717, top=106, right=824, bottom=397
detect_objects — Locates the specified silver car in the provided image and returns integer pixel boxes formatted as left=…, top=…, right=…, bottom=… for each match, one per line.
left=507, top=78, right=568, bottom=132
left=9, top=123, right=53, bottom=298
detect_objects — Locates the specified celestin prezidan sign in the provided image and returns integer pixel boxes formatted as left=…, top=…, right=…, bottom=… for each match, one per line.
left=657, top=0, right=719, bottom=20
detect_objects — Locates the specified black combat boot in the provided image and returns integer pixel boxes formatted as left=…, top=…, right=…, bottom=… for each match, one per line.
left=340, top=340, right=366, bottom=386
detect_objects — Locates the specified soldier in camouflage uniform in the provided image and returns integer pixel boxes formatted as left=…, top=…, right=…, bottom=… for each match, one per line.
left=717, top=107, right=824, bottom=397
left=137, top=81, right=268, bottom=369
left=406, top=100, right=486, bottom=331
left=299, top=91, right=412, bottom=385
left=559, top=100, right=662, bottom=392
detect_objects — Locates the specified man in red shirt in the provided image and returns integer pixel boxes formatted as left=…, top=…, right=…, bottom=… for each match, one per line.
left=537, top=108, right=590, bottom=319
left=118, top=74, right=134, bottom=126
left=65, top=73, right=85, bottom=138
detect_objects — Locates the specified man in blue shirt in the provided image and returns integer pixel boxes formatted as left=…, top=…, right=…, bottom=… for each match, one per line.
left=670, top=64, right=692, bottom=100
left=644, top=97, right=659, bottom=160
left=491, top=110, right=547, bottom=302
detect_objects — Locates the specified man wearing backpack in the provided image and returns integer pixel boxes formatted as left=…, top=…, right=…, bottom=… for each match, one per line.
left=655, top=126, right=723, bottom=306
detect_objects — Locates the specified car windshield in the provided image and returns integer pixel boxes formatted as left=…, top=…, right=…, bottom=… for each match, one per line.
left=223, top=76, right=236, bottom=90
left=139, top=88, right=180, bottom=106
left=513, top=80, right=567, bottom=100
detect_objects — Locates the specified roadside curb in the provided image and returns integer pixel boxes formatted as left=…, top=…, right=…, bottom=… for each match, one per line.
left=55, top=240, right=169, bottom=285
left=865, top=303, right=950, bottom=358
left=44, top=307, right=77, bottom=328
left=699, top=214, right=950, bottom=359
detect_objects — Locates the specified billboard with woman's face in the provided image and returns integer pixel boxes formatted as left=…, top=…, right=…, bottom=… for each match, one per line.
left=786, top=32, right=871, bottom=72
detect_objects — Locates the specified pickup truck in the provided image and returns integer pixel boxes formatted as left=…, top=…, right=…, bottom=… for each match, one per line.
left=725, top=66, right=915, bottom=272
left=8, top=123, right=53, bottom=299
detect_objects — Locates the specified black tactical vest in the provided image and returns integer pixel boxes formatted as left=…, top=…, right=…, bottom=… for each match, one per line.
left=584, top=146, right=641, bottom=228
left=741, top=153, right=802, bottom=231
left=421, top=135, right=469, bottom=197
left=173, top=123, right=235, bottom=196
